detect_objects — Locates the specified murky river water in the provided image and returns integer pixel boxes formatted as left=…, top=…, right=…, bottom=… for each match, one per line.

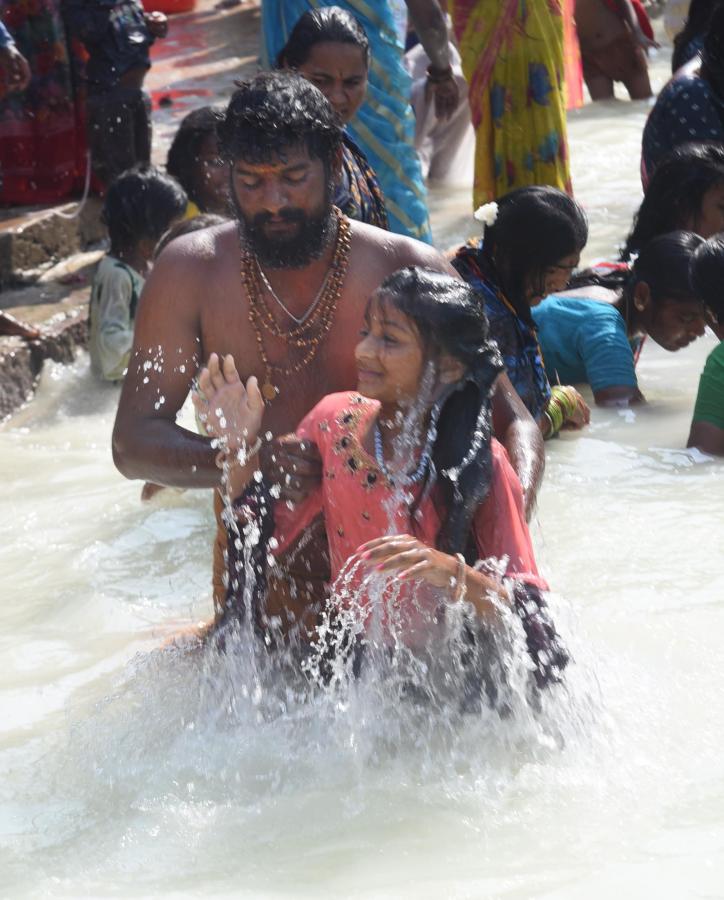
left=2, top=40, right=723, bottom=899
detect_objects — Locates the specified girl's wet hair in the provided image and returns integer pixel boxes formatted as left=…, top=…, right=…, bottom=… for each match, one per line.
left=479, top=186, right=588, bottom=325
left=572, top=231, right=705, bottom=306
left=372, top=267, right=504, bottom=559
left=672, top=0, right=720, bottom=71
left=167, top=106, right=223, bottom=209
left=701, top=2, right=724, bottom=96
left=277, top=6, right=370, bottom=69
left=218, top=71, right=342, bottom=171
left=690, top=234, right=724, bottom=321
left=622, top=142, right=724, bottom=260
left=102, top=166, right=188, bottom=254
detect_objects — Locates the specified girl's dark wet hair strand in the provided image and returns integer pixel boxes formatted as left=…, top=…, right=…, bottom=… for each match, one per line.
left=372, top=267, right=503, bottom=559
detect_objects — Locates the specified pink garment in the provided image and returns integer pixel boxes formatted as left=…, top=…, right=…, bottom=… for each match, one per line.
left=274, top=393, right=547, bottom=602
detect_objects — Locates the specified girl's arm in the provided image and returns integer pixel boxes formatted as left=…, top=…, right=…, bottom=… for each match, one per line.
left=357, top=535, right=509, bottom=620
left=191, top=352, right=265, bottom=501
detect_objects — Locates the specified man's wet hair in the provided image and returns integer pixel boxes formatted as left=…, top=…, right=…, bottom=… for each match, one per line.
left=218, top=71, right=342, bottom=171
left=102, top=166, right=187, bottom=255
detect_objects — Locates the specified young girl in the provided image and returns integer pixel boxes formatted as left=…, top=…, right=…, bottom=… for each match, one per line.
left=452, top=186, right=591, bottom=438
left=622, top=142, right=724, bottom=262
left=166, top=107, right=229, bottom=218
left=195, top=268, right=567, bottom=693
left=89, top=166, right=186, bottom=382
left=533, top=231, right=708, bottom=406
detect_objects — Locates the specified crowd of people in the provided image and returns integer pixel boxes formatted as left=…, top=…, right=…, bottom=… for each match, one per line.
left=2, top=0, right=724, bottom=701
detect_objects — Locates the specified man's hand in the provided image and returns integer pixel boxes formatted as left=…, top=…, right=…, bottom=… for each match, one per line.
left=261, top=435, right=322, bottom=503
left=144, top=11, right=168, bottom=38
left=0, top=43, right=31, bottom=92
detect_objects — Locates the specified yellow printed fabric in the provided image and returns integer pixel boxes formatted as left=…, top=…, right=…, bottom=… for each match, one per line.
left=450, top=0, right=572, bottom=207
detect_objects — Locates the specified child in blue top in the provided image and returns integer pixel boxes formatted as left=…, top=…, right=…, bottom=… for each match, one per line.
left=89, top=167, right=186, bottom=381
left=533, top=232, right=708, bottom=406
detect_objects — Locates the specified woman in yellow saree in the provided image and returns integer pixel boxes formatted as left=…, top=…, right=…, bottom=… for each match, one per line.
left=450, top=0, right=573, bottom=207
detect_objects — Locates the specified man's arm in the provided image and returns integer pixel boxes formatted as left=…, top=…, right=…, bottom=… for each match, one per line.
left=403, top=0, right=459, bottom=118
left=491, top=373, right=544, bottom=520
left=112, top=246, right=220, bottom=488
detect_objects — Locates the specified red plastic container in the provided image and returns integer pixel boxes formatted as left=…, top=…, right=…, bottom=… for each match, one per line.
left=143, top=0, right=196, bottom=14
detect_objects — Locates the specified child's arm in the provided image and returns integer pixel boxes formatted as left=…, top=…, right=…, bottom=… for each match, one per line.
left=94, top=267, right=136, bottom=381
left=191, top=353, right=265, bottom=501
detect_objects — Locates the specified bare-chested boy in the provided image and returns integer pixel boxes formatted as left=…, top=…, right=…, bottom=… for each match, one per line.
left=112, top=72, right=543, bottom=634
left=575, top=0, right=658, bottom=101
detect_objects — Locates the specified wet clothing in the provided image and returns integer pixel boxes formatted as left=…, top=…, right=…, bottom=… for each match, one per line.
left=641, top=73, right=724, bottom=184
left=62, top=0, right=153, bottom=91
left=1, top=0, right=88, bottom=204
left=224, top=392, right=567, bottom=687
left=263, top=0, right=431, bottom=242
left=692, top=342, right=724, bottom=430
left=452, top=242, right=551, bottom=420
left=86, top=84, right=150, bottom=185
left=450, top=0, right=571, bottom=207
left=336, top=134, right=389, bottom=231
left=88, top=255, right=144, bottom=381
left=533, top=295, right=641, bottom=392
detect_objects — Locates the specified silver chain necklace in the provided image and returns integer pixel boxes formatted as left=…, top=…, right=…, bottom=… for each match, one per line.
left=374, top=419, right=437, bottom=486
left=256, top=261, right=332, bottom=327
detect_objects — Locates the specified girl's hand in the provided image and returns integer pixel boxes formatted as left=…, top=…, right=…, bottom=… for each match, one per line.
left=357, top=534, right=457, bottom=591
left=561, top=387, right=591, bottom=430
left=192, top=352, right=264, bottom=451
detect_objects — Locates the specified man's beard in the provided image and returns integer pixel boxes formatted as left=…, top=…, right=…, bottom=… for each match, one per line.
left=234, top=195, right=336, bottom=270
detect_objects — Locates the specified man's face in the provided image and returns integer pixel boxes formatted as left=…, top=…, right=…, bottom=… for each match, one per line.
left=230, top=145, right=333, bottom=269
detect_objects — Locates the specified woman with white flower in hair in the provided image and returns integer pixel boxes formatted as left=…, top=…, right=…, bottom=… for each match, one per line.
left=452, top=186, right=591, bottom=438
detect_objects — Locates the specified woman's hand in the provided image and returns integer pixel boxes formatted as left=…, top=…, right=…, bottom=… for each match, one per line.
left=560, top=387, right=591, bottom=430
left=192, top=352, right=264, bottom=452
left=358, top=534, right=457, bottom=590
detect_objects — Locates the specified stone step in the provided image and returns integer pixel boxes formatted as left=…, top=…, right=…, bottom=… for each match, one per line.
left=0, top=197, right=105, bottom=287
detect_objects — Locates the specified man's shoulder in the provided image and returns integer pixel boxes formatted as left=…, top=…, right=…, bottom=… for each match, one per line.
left=348, top=219, right=450, bottom=273
left=160, top=220, right=236, bottom=264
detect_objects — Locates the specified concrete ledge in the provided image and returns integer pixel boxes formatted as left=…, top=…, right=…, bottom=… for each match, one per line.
left=0, top=198, right=105, bottom=287
left=0, top=300, right=89, bottom=421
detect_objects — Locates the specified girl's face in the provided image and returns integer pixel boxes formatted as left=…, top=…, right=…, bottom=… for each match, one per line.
left=691, top=182, right=724, bottom=238
left=194, top=133, right=229, bottom=215
left=525, top=252, right=581, bottom=305
left=295, top=41, right=368, bottom=124
left=355, top=298, right=425, bottom=405
left=637, top=285, right=708, bottom=350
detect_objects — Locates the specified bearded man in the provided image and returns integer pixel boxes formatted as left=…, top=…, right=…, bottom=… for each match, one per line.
left=112, top=72, right=543, bottom=634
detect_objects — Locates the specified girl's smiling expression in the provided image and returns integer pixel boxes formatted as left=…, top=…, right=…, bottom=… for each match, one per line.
left=355, top=299, right=425, bottom=406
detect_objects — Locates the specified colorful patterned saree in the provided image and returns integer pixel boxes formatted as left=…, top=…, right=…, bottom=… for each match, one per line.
left=450, top=0, right=572, bottom=207
left=262, top=0, right=432, bottom=242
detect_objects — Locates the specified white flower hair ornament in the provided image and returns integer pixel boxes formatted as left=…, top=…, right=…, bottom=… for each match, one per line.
left=474, top=201, right=499, bottom=228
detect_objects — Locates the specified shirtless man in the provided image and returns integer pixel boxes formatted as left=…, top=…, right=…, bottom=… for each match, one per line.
left=575, top=0, right=658, bottom=101
left=112, top=72, right=543, bottom=631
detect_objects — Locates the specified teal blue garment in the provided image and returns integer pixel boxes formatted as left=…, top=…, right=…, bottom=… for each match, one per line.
left=532, top=296, right=638, bottom=393
left=262, top=0, right=433, bottom=243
